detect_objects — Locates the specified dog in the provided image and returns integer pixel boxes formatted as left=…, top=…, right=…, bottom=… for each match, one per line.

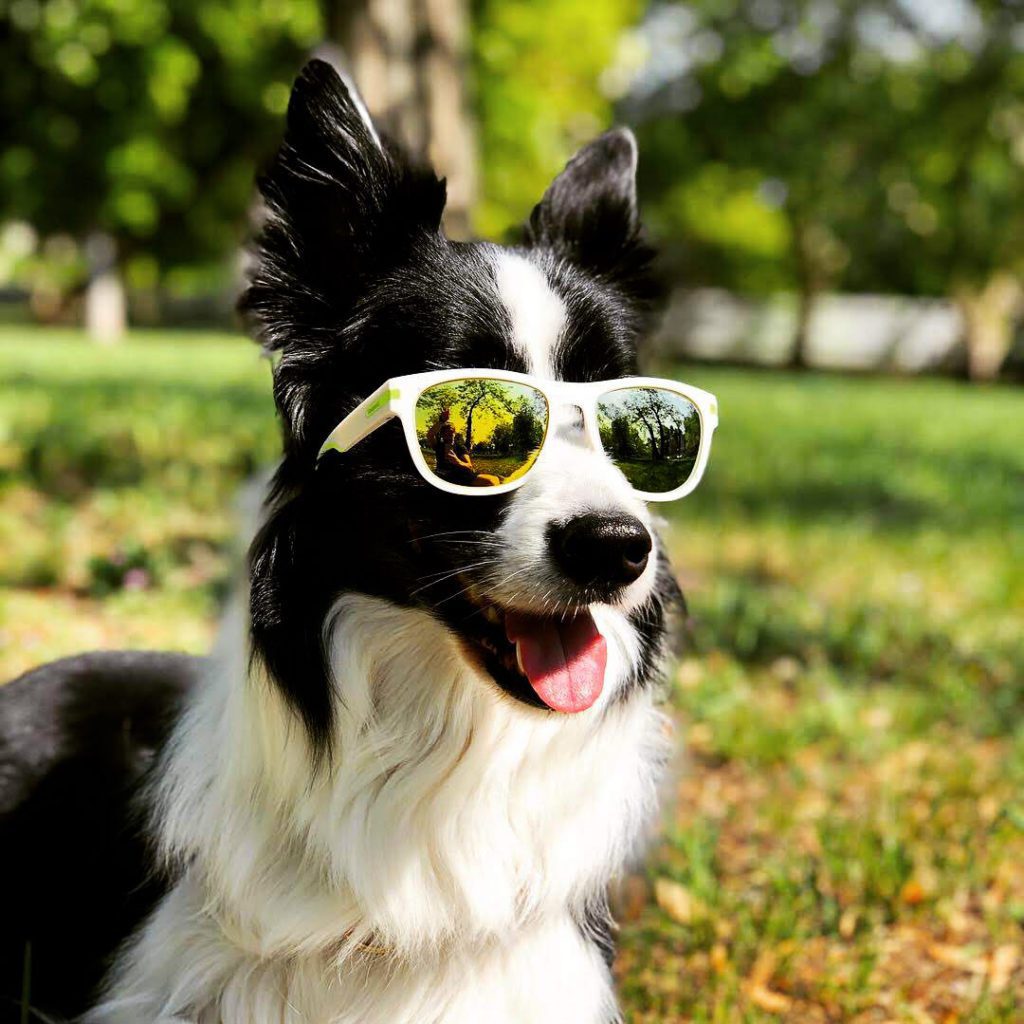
left=0, top=60, right=684, bottom=1023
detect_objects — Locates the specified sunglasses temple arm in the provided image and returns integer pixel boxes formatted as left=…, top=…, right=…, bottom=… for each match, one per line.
left=317, top=382, right=402, bottom=461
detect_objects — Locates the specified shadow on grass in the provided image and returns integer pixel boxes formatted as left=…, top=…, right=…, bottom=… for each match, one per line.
left=681, top=572, right=1024, bottom=740
left=689, top=436, right=1023, bottom=534
left=3, top=374, right=277, bottom=498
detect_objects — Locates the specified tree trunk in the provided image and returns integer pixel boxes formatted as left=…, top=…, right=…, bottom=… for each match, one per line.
left=791, top=283, right=815, bottom=370
left=321, top=0, right=477, bottom=239
left=84, top=232, right=126, bottom=345
left=465, top=395, right=483, bottom=450
left=651, top=408, right=667, bottom=460
left=954, top=274, right=1022, bottom=382
left=787, top=213, right=824, bottom=371
left=639, top=417, right=659, bottom=459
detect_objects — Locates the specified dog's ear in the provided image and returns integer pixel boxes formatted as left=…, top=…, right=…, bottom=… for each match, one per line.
left=240, top=59, right=446, bottom=443
left=249, top=490, right=339, bottom=764
left=525, top=128, right=655, bottom=301
left=241, top=59, right=445, bottom=355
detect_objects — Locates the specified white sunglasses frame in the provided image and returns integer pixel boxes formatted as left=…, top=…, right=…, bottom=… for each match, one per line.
left=317, top=368, right=719, bottom=501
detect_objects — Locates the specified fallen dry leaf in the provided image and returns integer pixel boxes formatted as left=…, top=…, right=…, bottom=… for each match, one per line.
left=747, top=983, right=793, bottom=1014
left=900, top=879, right=926, bottom=905
left=611, top=873, right=648, bottom=923
left=654, top=878, right=707, bottom=925
left=748, top=948, right=779, bottom=987
left=988, top=943, right=1019, bottom=993
left=710, top=943, right=729, bottom=974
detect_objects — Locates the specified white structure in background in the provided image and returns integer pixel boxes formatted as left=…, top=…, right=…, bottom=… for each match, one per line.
left=84, top=233, right=126, bottom=345
left=653, top=289, right=965, bottom=372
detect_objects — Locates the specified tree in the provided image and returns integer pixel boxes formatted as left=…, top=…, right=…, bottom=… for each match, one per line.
left=624, top=389, right=690, bottom=460
left=624, top=1, right=1024, bottom=378
left=417, top=379, right=515, bottom=450
left=0, top=0, right=321, bottom=338
left=857, top=2, right=1024, bottom=379
left=511, top=400, right=544, bottom=453
left=490, top=421, right=514, bottom=454
left=321, top=0, right=477, bottom=238
left=624, top=1, right=892, bottom=367
left=472, top=0, right=644, bottom=237
left=603, top=413, right=641, bottom=461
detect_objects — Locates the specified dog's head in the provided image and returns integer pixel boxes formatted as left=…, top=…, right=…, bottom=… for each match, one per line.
left=241, top=61, right=680, bottom=754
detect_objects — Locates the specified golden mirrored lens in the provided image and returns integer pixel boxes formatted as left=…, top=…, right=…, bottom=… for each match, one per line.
left=415, top=378, right=549, bottom=489
left=597, top=386, right=702, bottom=494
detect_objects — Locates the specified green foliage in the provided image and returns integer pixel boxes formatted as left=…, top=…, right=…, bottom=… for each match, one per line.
left=0, top=0, right=322, bottom=286
left=87, top=541, right=158, bottom=596
left=511, top=399, right=543, bottom=453
left=0, top=327, right=276, bottom=670
left=631, top=1, right=1024, bottom=300
left=471, top=0, right=644, bottom=237
left=602, top=413, right=640, bottom=460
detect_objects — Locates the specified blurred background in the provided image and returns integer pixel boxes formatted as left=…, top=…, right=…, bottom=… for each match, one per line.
left=1, top=0, right=1023, bottom=1019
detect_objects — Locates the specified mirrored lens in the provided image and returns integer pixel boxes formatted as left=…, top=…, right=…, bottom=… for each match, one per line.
left=415, top=378, right=549, bottom=490
left=597, top=386, right=702, bottom=494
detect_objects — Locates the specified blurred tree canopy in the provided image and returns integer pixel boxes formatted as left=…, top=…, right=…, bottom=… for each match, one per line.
left=623, top=0, right=1024, bottom=375
left=1, top=0, right=1022, bottom=375
left=0, top=0, right=632, bottom=291
left=471, top=0, right=643, bottom=238
left=0, top=0, right=320, bottom=303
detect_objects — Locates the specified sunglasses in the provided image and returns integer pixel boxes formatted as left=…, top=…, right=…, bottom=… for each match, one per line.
left=317, top=369, right=718, bottom=501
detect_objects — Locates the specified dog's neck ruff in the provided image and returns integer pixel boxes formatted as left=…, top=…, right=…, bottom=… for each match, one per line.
left=93, top=594, right=669, bottom=1022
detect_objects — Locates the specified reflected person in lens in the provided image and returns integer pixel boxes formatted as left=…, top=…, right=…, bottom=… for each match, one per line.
left=417, top=380, right=547, bottom=488
left=428, top=414, right=501, bottom=487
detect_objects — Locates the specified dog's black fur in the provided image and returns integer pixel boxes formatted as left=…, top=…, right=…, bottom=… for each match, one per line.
left=0, top=652, right=201, bottom=1020
left=0, top=60, right=677, bottom=1021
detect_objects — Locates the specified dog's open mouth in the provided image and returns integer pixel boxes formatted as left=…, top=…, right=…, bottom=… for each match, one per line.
left=452, top=591, right=608, bottom=713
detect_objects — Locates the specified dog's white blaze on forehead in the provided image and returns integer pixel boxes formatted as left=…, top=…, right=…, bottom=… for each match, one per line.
left=491, top=251, right=565, bottom=378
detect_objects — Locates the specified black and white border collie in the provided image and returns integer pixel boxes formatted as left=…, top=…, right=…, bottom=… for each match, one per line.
left=0, top=60, right=681, bottom=1023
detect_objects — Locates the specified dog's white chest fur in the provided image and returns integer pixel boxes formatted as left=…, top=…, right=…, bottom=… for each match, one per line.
left=90, top=596, right=668, bottom=1023
left=98, top=880, right=615, bottom=1023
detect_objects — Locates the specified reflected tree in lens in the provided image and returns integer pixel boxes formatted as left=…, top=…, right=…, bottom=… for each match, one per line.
left=418, top=379, right=509, bottom=450
left=416, top=379, right=547, bottom=485
left=598, top=388, right=700, bottom=493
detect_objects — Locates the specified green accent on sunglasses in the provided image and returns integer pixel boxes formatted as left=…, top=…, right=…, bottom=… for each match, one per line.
left=366, top=389, right=401, bottom=418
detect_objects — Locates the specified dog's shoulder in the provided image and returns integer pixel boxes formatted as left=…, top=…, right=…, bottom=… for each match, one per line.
left=0, top=650, right=203, bottom=1019
left=1, top=649, right=202, bottom=809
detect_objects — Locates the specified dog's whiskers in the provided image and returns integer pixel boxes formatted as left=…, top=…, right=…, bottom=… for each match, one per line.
left=409, top=559, right=501, bottom=597
left=409, top=530, right=496, bottom=544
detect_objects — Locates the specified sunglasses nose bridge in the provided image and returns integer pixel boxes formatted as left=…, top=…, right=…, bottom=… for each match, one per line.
left=550, top=401, right=588, bottom=442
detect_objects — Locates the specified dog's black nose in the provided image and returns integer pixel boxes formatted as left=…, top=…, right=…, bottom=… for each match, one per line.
left=548, top=512, right=652, bottom=590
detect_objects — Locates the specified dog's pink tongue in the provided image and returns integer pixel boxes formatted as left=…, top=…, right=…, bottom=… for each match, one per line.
left=505, top=610, right=607, bottom=713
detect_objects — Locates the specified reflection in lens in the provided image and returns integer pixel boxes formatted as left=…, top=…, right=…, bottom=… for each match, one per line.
left=597, top=386, right=702, bottom=494
left=415, top=378, right=549, bottom=489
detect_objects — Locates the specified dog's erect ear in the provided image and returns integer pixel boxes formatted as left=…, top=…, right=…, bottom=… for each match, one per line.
left=526, top=128, right=652, bottom=292
left=240, top=60, right=446, bottom=357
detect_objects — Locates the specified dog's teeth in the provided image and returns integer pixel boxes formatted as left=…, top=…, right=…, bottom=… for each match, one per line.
left=515, top=641, right=526, bottom=676
left=482, top=605, right=501, bottom=624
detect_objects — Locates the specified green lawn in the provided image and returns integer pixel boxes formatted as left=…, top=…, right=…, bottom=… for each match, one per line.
left=2, top=328, right=1023, bottom=1020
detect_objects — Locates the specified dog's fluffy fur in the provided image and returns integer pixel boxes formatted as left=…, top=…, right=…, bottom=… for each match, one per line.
left=0, top=61, right=680, bottom=1023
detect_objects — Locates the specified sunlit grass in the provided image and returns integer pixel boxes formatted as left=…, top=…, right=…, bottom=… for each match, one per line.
left=0, top=327, right=275, bottom=676
left=622, top=363, right=1024, bottom=1021
left=2, top=330, right=1023, bottom=1019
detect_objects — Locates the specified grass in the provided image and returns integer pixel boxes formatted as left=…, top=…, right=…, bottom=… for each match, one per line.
left=614, top=455, right=697, bottom=494
left=0, top=327, right=277, bottom=674
left=2, top=327, right=1023, bottom=1020
left=421, top=450, right=535, bottom=482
